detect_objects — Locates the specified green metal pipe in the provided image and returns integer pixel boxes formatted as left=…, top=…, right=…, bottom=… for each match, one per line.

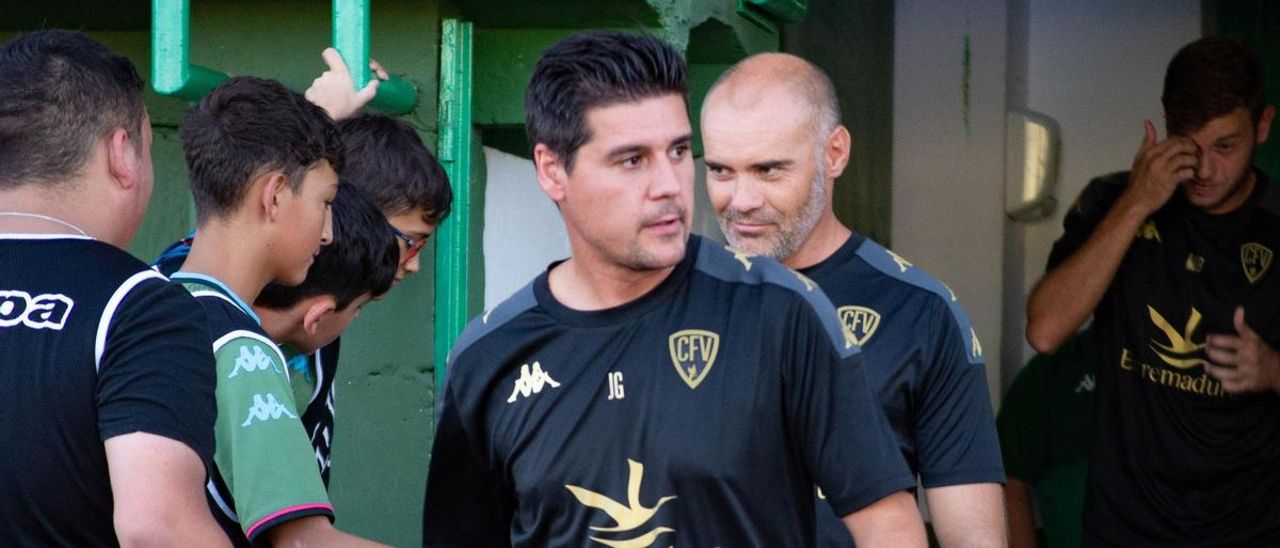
left=151, top=0, right=228, bottom=101
left=332, top=0, right=418, bottom=114
left=433, top=19, right=474, bottom=392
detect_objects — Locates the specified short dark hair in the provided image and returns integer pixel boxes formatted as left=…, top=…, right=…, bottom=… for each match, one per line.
left=1163, top=36, right=1266, bottom=135
left=0, top=30, right=144, bottom=190
left=525, top=30, right=687, bottom=172
left=180, top=76, right=344, bottom=223
left=256, top=183, right=398, bottom=311
left=337, top=113, right=452, bottom=224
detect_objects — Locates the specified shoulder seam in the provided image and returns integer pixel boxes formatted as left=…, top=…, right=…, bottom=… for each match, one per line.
left=212, top=329, right=291, bottom=381
left=95, top=269, right=168, bottom=373
left=854, top=241, right=983, bottom=364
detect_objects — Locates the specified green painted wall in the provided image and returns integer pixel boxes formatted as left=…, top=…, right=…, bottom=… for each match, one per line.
left=5, top=1, right=792, bottom=545
left=782, top=0, right=894, bottom=245
left=1207, top=0, right=1280, bottom=178
left=5, top=2, right=444, bottom=544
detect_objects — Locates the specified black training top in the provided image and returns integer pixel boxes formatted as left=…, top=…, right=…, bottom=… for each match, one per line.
left=1049, top=171, right=1280, bottom=547
left=0, top=236, right=216, bottom=547
left=423, top=235, right=913, bottom=547
left=802, top=234, right=1004, bottom=547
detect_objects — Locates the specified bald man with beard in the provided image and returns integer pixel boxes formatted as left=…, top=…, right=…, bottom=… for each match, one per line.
left=700, top=53, right=1006, bottom=548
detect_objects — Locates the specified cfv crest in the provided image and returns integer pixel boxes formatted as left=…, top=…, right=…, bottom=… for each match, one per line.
left=668, top=329, right=719, bottom=390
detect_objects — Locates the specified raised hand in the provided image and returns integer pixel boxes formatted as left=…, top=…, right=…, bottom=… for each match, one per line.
left=304, top=47, right=387, bottom=120
left=1124, top=120, right=1199, bottom=215
left=1205, top=307, right=1280, bottom=394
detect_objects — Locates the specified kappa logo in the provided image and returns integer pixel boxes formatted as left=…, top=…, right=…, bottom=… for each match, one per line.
left=506, top=361, right=561, bottom=403
left=1241, top=242, right=1273, bottom=284
left=838, top=306, right=881, bottom=346
left=792, top=270, right=818, bottom=292
left=1186, top=253, right=1205, bottom=273
left=1148, top=306, right=1206, bottom=369
left=1137, top=220, right=1162, bottom=242
left=566, top=459, right=675, bottom=548
left=0, top=290, right=73, bottom=331
left=668, top=329, right=720, bottom=389
left=725, top=245, right=755, bottom=271
left=1075, top=373, right=1096, bottom=394
left=228, top=345, right=281, bottom=378
left=241, top=393, right=297, bottom=427
left=885, top=249, right=914, bottom=273
left=970, top=327, right=983, bottom=360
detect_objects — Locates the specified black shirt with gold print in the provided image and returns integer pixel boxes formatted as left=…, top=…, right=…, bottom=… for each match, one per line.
left=1049, top=170, right=1280, bottom=547
left=422, top=235, right=913, bottom=547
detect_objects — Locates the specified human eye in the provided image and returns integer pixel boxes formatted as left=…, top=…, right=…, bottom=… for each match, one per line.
left=670, top=144, right=689, bottom=160
left=619, top=155, right=643, bottom=169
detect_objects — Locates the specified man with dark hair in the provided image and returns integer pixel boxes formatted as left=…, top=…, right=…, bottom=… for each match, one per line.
left=422, top=30, right=923, bottom=547
left=0, top=30, right=228, bottom=546
left=1027, top=36, right=1280, bottom=545
left=171, top=76, right=385, bottom=547
left=700, top=53, right=1005, bottom=548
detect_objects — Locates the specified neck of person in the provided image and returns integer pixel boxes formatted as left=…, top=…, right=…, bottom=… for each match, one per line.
left=782, top=212, right=852, bottom=270
left=547, top=250, right=678, bottom=312
left=180, top=217, right=275, bottom=307
left=254, top=305, right=297, bottom=344
left=0, top=185, right=112, bottom=243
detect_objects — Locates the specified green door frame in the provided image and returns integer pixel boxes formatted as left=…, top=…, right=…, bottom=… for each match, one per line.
left=433, top=18, right=474, bottom=391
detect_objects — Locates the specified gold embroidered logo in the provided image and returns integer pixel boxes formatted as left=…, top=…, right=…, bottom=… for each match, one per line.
left=792, top=270, right=817, bottom=292
left=725, top=245, right=755, bottom=271
left=566, top=459, right=675, bottom=548
left=1148, top=306, right=1206, bottom=369
left=1241, top=243, right=1272, bottom=284
left=885, top=248, right=914, bottom=273
left=668, top=329, right=720, bottom=389
left=1137, top=220, right=1161, bottom=242
left=1185, top=253, right=1205, bottom=273
left=838, top=306, right=881, bottom=346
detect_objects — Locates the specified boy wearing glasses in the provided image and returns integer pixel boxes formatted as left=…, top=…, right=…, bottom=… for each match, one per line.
left=157, top=53, right=451, bottom=490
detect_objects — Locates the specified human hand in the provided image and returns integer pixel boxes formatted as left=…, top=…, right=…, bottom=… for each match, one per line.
left=304, top=47, right=388, bottom=120
left=1205, top=307, right=1280, bottom=394
left=1123, top=120, right=1199, bottom=216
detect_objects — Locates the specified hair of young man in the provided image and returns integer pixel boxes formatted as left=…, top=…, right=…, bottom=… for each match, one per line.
left=336, top=113, right=452, bottom=224
left=1163, top=36, right=1266, bottom=135
left=708, top=53, right=842, bottom=147
left=0, top=30, right=145, bottom=190
left=524, top=30, right=688, bottom=172
left=179, top=76, right=344, bottom=224
left=255, top=183, right=398, bottom=311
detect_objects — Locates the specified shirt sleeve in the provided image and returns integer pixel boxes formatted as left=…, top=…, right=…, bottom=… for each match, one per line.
left=97, top=279, right=217, bottom=465
left=1046, top=173, right=1127, bottom=270
left=915, top=298, right=1005, bottom=487
left=422, top=374, right=515, bottom=547
left=783, top=298, right=916, bottom=518
left=212, top=334, right=332, bottom=542
left=996, top=354, right=1052, bottom=484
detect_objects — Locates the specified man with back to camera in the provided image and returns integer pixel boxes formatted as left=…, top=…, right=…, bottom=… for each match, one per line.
left=0, top=30, right=228, bottom=547
left=421, top=30, right=926, bottom=547
left=1026, top=36, right=1280, bottom=545
left=699, top=53, right=1006, bottom=547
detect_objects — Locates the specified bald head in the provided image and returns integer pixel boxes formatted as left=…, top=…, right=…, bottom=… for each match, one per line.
left=703, top=53, right=840, bottom=138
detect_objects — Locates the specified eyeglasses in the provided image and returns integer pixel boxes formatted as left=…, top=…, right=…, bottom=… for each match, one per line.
left=391, top=226, right=427, bottom=263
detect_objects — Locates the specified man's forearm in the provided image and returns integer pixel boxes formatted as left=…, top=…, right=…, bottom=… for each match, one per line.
left=1027, top=192, right=1149, bottom=353
left=843, top=490, right=926, bottom=548
left=926, top=482, right=1007, bottom=548
left=1004, top=479, right=1039, bottom=548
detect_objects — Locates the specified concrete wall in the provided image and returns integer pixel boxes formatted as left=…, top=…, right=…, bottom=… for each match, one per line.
left=893, top=0, right=1010, bottom=401
left=1003, top=1, right=1199, bottom=379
